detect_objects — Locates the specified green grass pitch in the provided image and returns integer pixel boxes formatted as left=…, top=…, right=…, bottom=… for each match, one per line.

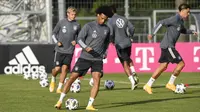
left=0, top=72, right=200, bottom=112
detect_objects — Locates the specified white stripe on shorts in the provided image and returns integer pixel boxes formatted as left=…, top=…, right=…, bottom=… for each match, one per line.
left=168, top=48, right=176, bottom=59
left=54, top=51, right=57, bottom=62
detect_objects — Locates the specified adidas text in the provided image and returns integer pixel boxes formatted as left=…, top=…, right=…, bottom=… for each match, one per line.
left=4, top=64, right=46, bottom=74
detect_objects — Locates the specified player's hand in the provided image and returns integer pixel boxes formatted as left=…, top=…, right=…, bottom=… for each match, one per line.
left=193, top=32, right=198, bottom=36
left=85, top=47, right=92, bottom=52
left=103, top=54, right=107, bottom=59
left=71, top=41, right=76, bottom=46
left=148, top=34, right=153, bottom=40
left=57, top=42, right=63, bottom=47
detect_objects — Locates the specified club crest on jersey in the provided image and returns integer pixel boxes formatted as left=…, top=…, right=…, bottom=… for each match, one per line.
left=62, top=26, right=67, bottom=33
left=92, top=30, right=97, bottom=38
left=177, top=25, right=181, bottom=31
left=116, top=18, right=125, bottom=28
left=56, top=61, right=59, bottom=65
left=73, top=25, right=77, bottom=30
left=104, top=30, right=107, bottom=35
left=74, top=66, right=79, bottom=71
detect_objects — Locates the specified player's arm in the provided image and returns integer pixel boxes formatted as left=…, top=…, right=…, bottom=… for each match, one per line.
left=107, top=19, right=114, bottom=43
left=72, top=24, right=81, bottom=46
left=103, top=29, right=111, bottom=59
left=127, top=21, right=135, bottom=37
left=148, top=17, right=174, bottom=40
left=52, top=21, right=62, bottom=47
left=77, top=24, right=92, bottom=52
left=180, top=27, right=198, bottom=35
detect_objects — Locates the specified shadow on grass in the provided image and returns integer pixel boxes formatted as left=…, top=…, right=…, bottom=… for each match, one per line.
left=97, top=95, right=200, bottom=109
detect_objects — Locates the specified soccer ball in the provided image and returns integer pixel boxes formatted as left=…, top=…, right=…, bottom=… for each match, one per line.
left=39, top=72, right=48, bottom=80
left=174, top=83, right=186, bottom=94
left=23, top=73, right=31, bottom=80
left=32, top=72, right=39, bottom=80
left=70, top=83, right=81, bottom=93
left=89, top=78, right=94, bottom=86
left=104, top=80, right=115, bottom=90
left=65, top=98, right=79, bottom=110
left=39, top=79, right=49, bottom=87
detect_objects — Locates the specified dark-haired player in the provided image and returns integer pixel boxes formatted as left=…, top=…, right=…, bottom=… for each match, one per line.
left=143, top=4, right=198, bottom=94
left=54, top=5, right=112, bottom=111
left=108, top=5, right=139, bottom=90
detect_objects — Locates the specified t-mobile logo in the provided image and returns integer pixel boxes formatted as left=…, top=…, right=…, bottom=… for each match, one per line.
left=135, top=47, right=154, bottom=70
left=194, top=46, right=200, bottom=70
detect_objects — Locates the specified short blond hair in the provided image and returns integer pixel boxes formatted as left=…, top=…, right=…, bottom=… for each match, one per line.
left=67, top=6, right=77, bottom=13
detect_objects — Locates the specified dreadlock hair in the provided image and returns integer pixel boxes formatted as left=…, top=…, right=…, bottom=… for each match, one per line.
left=95, top=5, right=113, bottom=18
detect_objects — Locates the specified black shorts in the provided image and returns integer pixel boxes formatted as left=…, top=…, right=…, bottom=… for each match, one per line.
left=159, top=48, right=183, bottom=64
left=54, top=51, right=73, bottom=67
left=116, top=46, right=132, bottom=63
left=72, top=58, right=103, bottom=76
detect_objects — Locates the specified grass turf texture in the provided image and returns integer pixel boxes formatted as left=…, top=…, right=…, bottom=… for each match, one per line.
left=0, top=72, right=200, bottom=112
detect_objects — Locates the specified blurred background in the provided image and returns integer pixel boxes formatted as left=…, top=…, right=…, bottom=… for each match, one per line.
left=0, top=0, right=199, bottom=44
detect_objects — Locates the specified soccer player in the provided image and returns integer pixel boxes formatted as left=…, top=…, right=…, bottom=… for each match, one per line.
left=49, top=6, right=81, bottom=93
left=143, top=4, right=198, bottom=94
left=54, top=5, right=112, bottom=111
left=107, top=5, right=139, bottom=90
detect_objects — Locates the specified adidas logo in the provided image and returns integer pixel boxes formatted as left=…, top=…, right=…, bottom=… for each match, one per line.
left=4, top=46, right=46, bottom=75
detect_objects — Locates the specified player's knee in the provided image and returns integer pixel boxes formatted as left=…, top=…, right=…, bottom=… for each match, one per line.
left=161, top=64, right=168, bottom=71
left=69, top=73, right=78, bottom=82
left=178, top=61, right=185, bottom=69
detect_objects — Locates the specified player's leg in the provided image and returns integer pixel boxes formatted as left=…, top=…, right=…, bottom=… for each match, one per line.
left=55, top=58, right=90, bottom=109
left=49, top=51, right=61, bottom=92
left=127, top=46, right=139, bottom=85
left=117, top=47, right=137, bottom=90
left=56, top=54, right=73, bottom=93
left=166, top=48, right=184, bottom=91
left=56, top=65, right=68, bottom=93
left=143, top=62, right=168, bottom=94
left=86, top=60, right=102, bottom=111
left=143, top=48, right=169, bottom=94
left=54, top=72, right=79, bottom=109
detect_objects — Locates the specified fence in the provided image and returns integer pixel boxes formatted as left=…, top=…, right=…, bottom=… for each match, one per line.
left=0, top=0, right=49, bottom=44
left=0, top=0, right=200, bottom=44
left=153, top=10, right=200, bottom=42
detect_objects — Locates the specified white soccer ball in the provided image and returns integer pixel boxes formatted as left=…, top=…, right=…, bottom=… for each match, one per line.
left=32, top=72, right=39, bottom=80
left=65, top=98, right=79, bottom=110
left=89, top=78, right=94, bottom=86
left=39, top=72, right=48, bottom=80
left=104, top=80, right=115, bottom=90
left=70, top=83, right=81, bottom=93
left=23, top=73, right=31, bottom=80
left=39, top=79, right=49, bottom=87
left=175, top=83, right=186, bottom=94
